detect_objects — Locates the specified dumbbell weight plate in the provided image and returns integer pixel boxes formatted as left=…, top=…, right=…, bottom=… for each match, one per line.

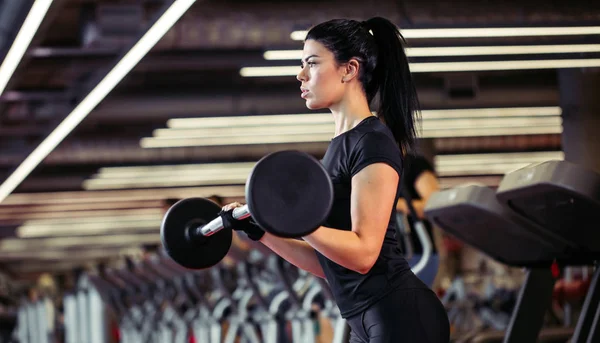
left=161, top=198, right=232, bottom=269
left=246, top=150, right=334, bottom=238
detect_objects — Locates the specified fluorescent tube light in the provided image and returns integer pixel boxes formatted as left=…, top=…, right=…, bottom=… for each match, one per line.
left=167, top=113, right=332, bottom=128
left=264, top=44, right=600, bottom=60
left=0, top=208, right=162, bottom=221
left=141, top=112, right=561, bottom=147
left=153, top=117, right=560, bottom=139
left=240, top=58, right=600, bottom=77
left=0, top=0, right=196, bottom=203
left=17, top=218, right=161, bottom=238
left=2, top=185, right=245, bottom=205
left=435, top=151, right=564, bottom=176
left=166, top=107, right=560, bottom=129
left=82, top=173, right=252, bottom=190
left=421, top=107, right=561, bottom=119
left=83, top=151, right=564, bottom=190
left=0, top=0, right=53, bottom=95
left=140, top=126, right=561, bottom=148
left=140, top=133, right=336, bottom=148
left=0, top=248, right=142, bottom=260
left=0, top=233, right=160, bottom=251
left=290, top=26, right=600, bottom=41
left=21, top=214, right=162, bottom=225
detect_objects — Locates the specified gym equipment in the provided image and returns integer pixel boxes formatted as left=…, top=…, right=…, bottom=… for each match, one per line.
left=269, top=257, right=316, bottom=343
left=314, top=277, right=350, bottom=343
left=470, top=327, right=576, bottom=343
left=495, top=160, right=600, bottom=343
left=396, top=212, right=438, bottom=288
left=425, top=186, right=563, bottom=343
left=497, top=160, right=600, bottom=254
left=425, top=159, right=600, bottom=343
left=14, top=296, right=54, bottom=343
left=425, top=184, right=578, bottom=267
left=161, top=150, right=334, bottom=269
left=396, top=171, right=439, bottom=288
left=62, top=274, right=113, bottom=343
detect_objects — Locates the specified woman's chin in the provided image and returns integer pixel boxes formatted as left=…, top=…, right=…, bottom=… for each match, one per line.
left=305, top=100, right=325, bottom=110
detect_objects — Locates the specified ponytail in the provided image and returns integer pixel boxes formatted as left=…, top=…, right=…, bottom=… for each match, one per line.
left=365, top=17, right=420, bottom=153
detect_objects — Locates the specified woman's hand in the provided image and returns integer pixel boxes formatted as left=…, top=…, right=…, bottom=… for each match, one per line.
left=221, top=201, right=244, bottom=212
left=218, top=202, right=265, bottom=241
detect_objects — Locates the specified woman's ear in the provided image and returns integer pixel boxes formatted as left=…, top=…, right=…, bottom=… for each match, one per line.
left=341, top=58, right=361, bottom=83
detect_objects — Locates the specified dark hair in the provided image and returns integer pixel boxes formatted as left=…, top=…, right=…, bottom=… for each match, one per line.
left=305, top=17, right=420, bottom=152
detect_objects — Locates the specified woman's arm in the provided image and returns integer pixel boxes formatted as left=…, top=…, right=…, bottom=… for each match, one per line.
left=396, top=170, right=440, bottom=218
left=303, top=162, right=398, bottom=274
left=259, top=233, right=326, bottom=278
left=221, top=202, right=326, bottom=278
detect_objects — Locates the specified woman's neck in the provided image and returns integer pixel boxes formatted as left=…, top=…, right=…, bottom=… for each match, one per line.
left=330, top=92, right=374, bottom=137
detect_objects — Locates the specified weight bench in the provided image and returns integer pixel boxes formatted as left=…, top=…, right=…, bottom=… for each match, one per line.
left=496, top=160, right=600, bottom=343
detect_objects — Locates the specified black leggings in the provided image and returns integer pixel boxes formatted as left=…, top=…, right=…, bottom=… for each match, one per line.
left=347, top=288, right=450, bottom=343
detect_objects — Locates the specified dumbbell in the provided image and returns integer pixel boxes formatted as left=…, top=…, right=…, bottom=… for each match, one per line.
left=160, top=150, right=334, bottom=269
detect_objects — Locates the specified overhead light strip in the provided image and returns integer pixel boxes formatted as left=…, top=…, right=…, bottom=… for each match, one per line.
left=21, top=214, right=162, bottom=225
left=0, top=248, right=142, bottom=260
left=422, top=106, right=561, bottom=119
left=290, top=26, right=600, bottom=41
left=0, top=0, right=197, bottom=203
left=94, top=151, right=563, bottom=176
left=264, top=44, right=600, bottom=60
left=2, top=185, right=245, bottom=206
left=166, top=106, right=561, bottom=129
left=140, top=133, right=335, bottom=148
left=435, top=151, right=564, bottom=176
left=82, top=151, right=563, bottom=190
left=151, top=117, right=561, bottom=139
left=140, top=125, right=562, bottom=148
left=0, top=0, right=53, bottom=95
left=0, top=233, right=159, bottom=251
left=82, top=174, right=251, bottom=190
left=435, top=151, right=564, bottom=165
left=17, top=219, right=161, bottom=238
left=240, top=58, right=600, bottom=77
left=97, top=161, right=256, bottom=175
left=149, top=107, right=562, bottom=146
left=0, top=208, right=162, bottom=221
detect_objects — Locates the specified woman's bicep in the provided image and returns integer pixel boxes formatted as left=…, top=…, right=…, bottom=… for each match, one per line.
left=350, top=162, right=399, bottom=254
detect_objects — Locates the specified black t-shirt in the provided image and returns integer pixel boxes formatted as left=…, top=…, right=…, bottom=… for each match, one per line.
left=317, top=116, right=428, bottom=319
left=398, top=154, right=437, bottom=255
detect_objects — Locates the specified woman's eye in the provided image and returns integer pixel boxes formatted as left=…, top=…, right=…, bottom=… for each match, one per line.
left=300, top=61, right=316, bottom=69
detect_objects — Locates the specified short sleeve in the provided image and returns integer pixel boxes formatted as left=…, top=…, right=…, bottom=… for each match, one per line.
left=348, top=132, right=404, bottom=178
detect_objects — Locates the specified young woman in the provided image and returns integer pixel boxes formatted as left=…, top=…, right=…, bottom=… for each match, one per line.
left=220, top=17, right=450, bottom=343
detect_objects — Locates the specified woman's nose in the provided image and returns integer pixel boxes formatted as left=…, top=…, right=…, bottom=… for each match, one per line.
left=297, top=67, right=307, bottom=82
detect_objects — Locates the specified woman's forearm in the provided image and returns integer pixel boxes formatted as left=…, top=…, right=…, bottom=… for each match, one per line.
left=259, top=233, right=326, bottom=278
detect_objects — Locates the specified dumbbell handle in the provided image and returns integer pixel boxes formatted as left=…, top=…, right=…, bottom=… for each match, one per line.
left=196, top=205, right=251, bottom=237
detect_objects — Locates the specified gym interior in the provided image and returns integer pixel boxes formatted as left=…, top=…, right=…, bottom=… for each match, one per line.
left=0, top=0, right=599, bottom=342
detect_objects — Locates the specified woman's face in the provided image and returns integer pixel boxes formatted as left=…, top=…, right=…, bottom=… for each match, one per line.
left=297, top=39, right=346, bottom=110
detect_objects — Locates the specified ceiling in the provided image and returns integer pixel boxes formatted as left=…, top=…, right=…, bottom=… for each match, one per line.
left=0, top=0, right=597, bottom=285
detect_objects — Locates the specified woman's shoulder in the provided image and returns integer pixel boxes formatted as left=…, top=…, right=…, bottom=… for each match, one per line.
left=354, top=123, right=401, bottom=155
